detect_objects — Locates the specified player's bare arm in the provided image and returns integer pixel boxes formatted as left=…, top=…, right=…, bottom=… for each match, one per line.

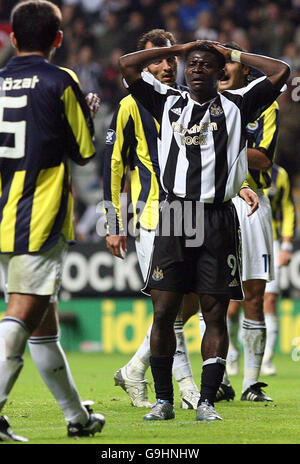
left=247, top=148, right=272, bottom=171
left=210, top=42, right=290, bottom=90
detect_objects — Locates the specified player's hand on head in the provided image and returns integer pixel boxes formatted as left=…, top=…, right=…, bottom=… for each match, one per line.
left=85, top=93, right=101, bottom=117
left=239, top=188, right=259, bottom=216
left=106, top=235, right=127, bottom=259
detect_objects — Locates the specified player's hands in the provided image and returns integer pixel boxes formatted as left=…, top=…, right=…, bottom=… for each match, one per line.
left=85, top=93, right=101, bottom=117
left=106, top=235, right=127, bottom=259
left=278, top=249, right=292, bottom=267
left=208, top=42, right=233, bottom=61
left=239, top=188, right=259, bottom=216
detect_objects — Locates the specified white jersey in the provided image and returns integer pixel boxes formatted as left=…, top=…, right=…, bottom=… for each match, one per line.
left=128, top=73, right=281, bottom=203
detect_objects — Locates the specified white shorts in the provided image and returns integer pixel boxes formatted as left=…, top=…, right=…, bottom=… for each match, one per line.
left=135, top=228, right=155, bottom=281
left=265, top=240, right=280, bottom=294
left=233, top=191, right=274, bottom=282
left=0, top=236, right=68, bottom=303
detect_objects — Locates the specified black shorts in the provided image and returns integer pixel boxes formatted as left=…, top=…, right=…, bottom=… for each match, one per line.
left=143, top=195, right=243, bottom=300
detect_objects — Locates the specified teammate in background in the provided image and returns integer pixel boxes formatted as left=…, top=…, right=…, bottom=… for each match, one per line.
left=261, top=163, right=296, bottom=375
left=215, top=43, right=280, bottom=403
left=104, top=29, right=201, bottom=410
left=119, top=40, right=289, bottom=422
left=0, top=1, right=104, bottom=442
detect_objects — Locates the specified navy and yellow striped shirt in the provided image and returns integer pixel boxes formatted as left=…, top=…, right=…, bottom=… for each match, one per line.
left=104, top=94, right=164, bottom=233
left=264, top=163, right=296, bottom=241
left=0, top=55, right=95, bottom=254
left=246, top=101, right=279, bottom=190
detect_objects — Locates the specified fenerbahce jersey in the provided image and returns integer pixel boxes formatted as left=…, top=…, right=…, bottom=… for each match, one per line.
left=0, top=55, right=95, bottom=254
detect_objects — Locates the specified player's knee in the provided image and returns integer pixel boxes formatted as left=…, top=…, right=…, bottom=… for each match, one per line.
left=264, top=292, right=277, bottom=313
left=244, top=293, right=264, bottom=319
left=153, top=305, right=176, bottom=330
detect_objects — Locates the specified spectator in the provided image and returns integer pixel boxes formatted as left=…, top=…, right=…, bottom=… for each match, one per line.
left=94, top=11, right=124, bottom=63
left=123, top=10, right=146, bottom=54
left=73, top=46, right=102, bottom=96
left=195, top=10, right=218, bottom=41
left=61, top=0, right=104, bottom=24
left=178, top=0, right=213, bottom=33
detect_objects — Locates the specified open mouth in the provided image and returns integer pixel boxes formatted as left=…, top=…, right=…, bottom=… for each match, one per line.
left=220, top=74, right=230, bottom=84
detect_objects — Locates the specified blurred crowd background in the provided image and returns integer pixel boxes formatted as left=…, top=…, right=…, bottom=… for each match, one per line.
left=1, top=0, right=300, bottom=242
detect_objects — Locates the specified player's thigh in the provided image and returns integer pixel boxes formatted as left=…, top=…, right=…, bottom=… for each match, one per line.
left=182, top=292, right=200, bottom=324
left=0, top=237, right=67, bottom=331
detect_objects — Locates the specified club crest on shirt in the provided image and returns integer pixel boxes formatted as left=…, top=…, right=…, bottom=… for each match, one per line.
left=247, top=121, right=259, bottom=132
left=152, top=266, right=164, bottom=281
left=210, top=104, right=223, bottom=117
left=106, top=129, right=116, bottom=145
left=170, top=107, right=182, bottom=116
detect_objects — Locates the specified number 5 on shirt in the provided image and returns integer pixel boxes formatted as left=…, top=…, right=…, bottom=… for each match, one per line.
left=0, top=95, right=27, bottom=159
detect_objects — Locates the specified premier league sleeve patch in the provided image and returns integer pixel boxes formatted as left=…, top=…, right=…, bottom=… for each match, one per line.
left=106, top=129, right=116, bottom=145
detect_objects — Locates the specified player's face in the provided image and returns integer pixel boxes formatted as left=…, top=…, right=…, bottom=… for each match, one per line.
left=144, top=41, right=177, bottom=87
left=219, top=61, right=247, bottom=91
left=185, top=50, right=221, bottom=95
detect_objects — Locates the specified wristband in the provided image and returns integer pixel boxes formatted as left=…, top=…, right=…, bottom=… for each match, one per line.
left=281, top=242, right=293, bottom=252
left=231, top=49, right=242, bottom=63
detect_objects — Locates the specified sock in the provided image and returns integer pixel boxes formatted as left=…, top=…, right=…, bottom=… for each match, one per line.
left=28, top=335, right=88, bottom=425
left=227, top=317, right=240, bottom=362
left=150, top=355, right=174, bottom=404
left=263, top=314, right=279, bottom=364
left=0, top=317, right=29, bottom=411
left=123, top=325, right=151, bottom=381
left=242, top=318, right=266, bottom=392
left=172, top=318, right=195, bottom=386
left=199, top=312, right=206, bottom=341
left=199, top=358, right=226, bottom=406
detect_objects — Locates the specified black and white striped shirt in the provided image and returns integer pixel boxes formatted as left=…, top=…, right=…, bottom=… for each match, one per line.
left=128, top=72, right=281, bottom=203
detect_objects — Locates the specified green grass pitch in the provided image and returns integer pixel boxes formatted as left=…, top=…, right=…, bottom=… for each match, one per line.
left=2, top=352, right=300, bottom=444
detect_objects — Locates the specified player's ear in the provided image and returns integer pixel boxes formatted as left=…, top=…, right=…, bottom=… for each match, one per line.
left=10, top=32, right=18, bottom=50
left=53, top=30, right=63, bottom=49
left=243, top=65, right=250, bottom=79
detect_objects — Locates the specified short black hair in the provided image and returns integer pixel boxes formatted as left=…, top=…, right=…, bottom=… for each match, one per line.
left=185, top=44, right=226, bottom=70
left=11, top=1, right=62, bottom=53
left=137, top=29, right=176, bottom=51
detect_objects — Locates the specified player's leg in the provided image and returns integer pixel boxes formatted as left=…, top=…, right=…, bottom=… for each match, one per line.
left=196, top=293, right=228, bottom=422
left=232, top=193, right=274, bottom=402
left=226, top=301, right=242, bottom=375
left=261, top=240, right=280, bottom=375
left=28, top=303, right=95, bottom=431
left=115, top=228, right=199, bottom=408
left=174, top=293, right=200, bottom=409
left=241, top=279, right=272, bottom=401
left=0, top=292, right=50, bottom=442
left=113, top=229, right=156, bottom=407
left=144, top=289, right=183, bottom=421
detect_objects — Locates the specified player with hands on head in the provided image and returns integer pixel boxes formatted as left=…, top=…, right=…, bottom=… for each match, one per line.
left=119, top=39, right=289, bottom=422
